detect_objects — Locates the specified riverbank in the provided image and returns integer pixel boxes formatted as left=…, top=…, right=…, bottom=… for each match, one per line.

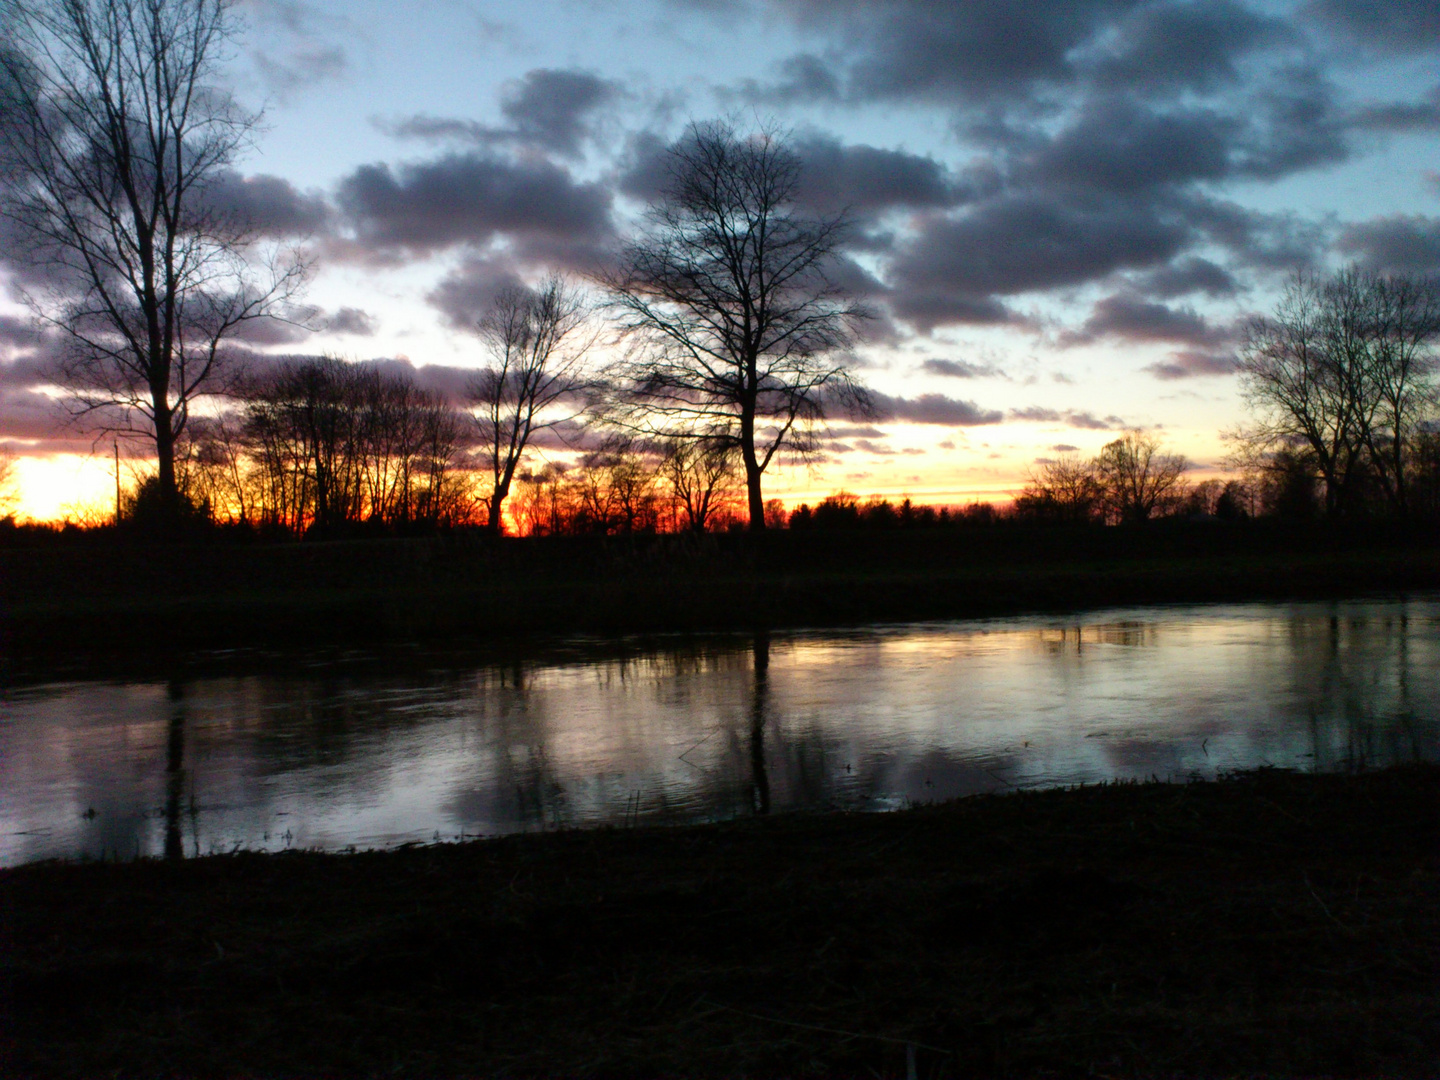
left=3, top=524, right=1437, bottom=673
left=3, top=765, right=1437, bottom=1078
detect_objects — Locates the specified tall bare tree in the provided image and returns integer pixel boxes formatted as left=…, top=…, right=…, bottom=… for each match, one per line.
left=603, top=119, right=869, bottom=531
left=0, top=0, right=304, bottom=512
left=469, top=275, right=590, bottom=535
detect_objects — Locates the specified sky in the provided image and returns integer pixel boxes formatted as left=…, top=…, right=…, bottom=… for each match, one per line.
left=2, top=0, right=1439, bottom=520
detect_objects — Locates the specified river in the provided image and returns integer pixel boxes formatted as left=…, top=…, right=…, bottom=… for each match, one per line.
left=3, top=596, right=1437, bottom=865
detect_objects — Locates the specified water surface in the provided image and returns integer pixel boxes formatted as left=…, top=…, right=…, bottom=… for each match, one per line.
left=3, top=597, right=1437, bottom=865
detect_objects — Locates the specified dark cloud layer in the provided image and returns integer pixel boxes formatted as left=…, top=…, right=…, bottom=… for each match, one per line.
left=388, top=68, right=620, bottom=158
left=334, top=153, right=612, bottom=260
left=1336, top=216, right=1440, bottom=276
left=200, top=171, right=332, bottom=237
left=698, top=0, right=1433, bottom=334
left=889, top=193, right=1190, bottom=328
left=1066, top=294, right=1235, bottom=348
left=1009, top=407, right=1124, bottom=430
left=920, top=359, right=1003, bottom=379
left=870, top=391, right=1003, bottom=426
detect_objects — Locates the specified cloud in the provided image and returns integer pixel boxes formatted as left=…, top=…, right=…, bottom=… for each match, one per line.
left=1336, top=215, right=1440, bottom=275
left=1308, top=0, right=1440, bottom=55
left=246, top=0, right=352, bottom=101
left=1009, top=407, right=1123, bottom=429
left=386, top=68, right=620, bottom=158
left=731, top=53, right=844, bottom=105
left=1145, top=349, right=1239, bottom=380
left=1050, top=443, right=1080, bottom=452
left=427, top=258, right=529, bottom=329
left=323, top=307, right=377, bottom=336
left=870, top=391, right=1004, bottom=425
left=333, top=153, right=613, bottom=261
left=790, top=134, right=970, bottom=217
left=1080, top=0, right=1288, bottom=94
left=0, top=386, right=66, bottom=443
left=1064, top=294, right=1236, bottom=348
left=498, top=69, right=620, bottom=156
left=198, top=171, right=333, bottom=237
left=888, top=192, right=1190, bottom=329
left=767, top=0, right=1141, bottom=105
left=1022, top=99, right=1236, bottom=193
left=920, top=358, right=1003, bottom=378
left=1133, top=256, right=1239, bottom=298
left=1348, top=86, right=1440, bottom=132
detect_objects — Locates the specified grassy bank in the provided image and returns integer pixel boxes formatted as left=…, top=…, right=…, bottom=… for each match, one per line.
left=3, top=765, right=1437, bottom=1078
left=3, top=524, right=1438, bottom=671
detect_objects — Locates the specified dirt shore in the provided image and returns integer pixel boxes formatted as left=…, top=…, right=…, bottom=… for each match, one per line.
left=3, top=764, right=1437, bottom=1078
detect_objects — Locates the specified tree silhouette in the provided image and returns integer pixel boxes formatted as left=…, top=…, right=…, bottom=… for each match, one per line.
left=603, top=119, right=869, bottom=530
left=0, top=0, right=305, bottom=515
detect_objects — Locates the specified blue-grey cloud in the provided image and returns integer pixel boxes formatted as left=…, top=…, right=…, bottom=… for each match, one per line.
left=921, top=358, right=1003, bottom=378
left=199, top=171, right=333, bottom=236
left=1336, top=215, right=1440, bottom=275
left=334, top=153, right=613, bottom=261
left=387, top=68, right=620, bottom=158
left=1009, top=407, right=1124, bottom=429
left=870, top=391, right=1004, bottom=425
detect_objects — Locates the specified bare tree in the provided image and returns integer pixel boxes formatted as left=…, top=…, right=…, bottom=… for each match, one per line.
left=1016, top=452, right=1102, bottom=524
left=660, top=438, right=738, bottom=532
left=0, top=446, right=19, bottom=516
left=1235, top=268, right=1439, bottom=518
left=0, top=0, right=305, bottom=513
left=469, top=275, right=589, bottom=535
left=1095, top=430, right=1188, bottom=523
left=603, top=119, right=869, bottom=531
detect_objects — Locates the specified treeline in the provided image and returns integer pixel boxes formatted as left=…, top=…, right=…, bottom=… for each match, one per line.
left=174, top=358, right=472, bottom=533
left=118, top=370, right=1440, bottom=538
left=154, top=356, right=757, bottom=537
left=1235, top=269, right=1440, bottom=520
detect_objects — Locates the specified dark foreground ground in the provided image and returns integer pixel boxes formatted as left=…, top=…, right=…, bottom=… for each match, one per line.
left=3, top=766, right=1437, bottom=1079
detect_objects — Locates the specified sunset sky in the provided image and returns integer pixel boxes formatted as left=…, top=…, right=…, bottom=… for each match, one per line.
left=2, top=0, right=1438, bottom=521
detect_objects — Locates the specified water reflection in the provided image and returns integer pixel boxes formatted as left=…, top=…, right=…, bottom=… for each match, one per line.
left=2, top=597, right=1438, bottom=865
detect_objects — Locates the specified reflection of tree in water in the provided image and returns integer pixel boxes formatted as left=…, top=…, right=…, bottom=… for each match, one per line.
left=164, top=680, right=188, bottom=860
left=750, top=631, right=770, bottom=815
left=1291, top=605, right=1437, bottom=771
left=447, top=660, right=571, bottom=832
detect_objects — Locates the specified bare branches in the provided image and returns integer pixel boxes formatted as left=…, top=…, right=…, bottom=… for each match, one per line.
left=468, top=274, right=593, bottom=534
left=0, top=446, right=19, bottom=516
left=1095, top=430, right=1188, bottom=524
left=601, top=118, right=868, bottom=530
left=0, top=0, right=307, bottom=510
left=1235, top=268, right=1440, bottom=518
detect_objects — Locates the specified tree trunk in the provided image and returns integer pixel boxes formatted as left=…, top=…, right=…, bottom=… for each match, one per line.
left=154, top=398, right=178, bottom=512
left=487, top=477, right=511, bottom=536
left=740, top=403, right=765, bottom=531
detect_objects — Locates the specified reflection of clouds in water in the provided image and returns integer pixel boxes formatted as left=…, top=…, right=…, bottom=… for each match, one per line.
left=3, top=598, right=1439, bottom=864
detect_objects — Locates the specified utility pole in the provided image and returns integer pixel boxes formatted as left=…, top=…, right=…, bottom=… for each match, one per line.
left=114, top=440, right=121, bottom=525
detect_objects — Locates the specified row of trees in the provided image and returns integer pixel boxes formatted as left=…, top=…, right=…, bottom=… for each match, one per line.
left=1235, top=269, right=1439, bottom=519
left=164, top=353, right=757, bottom=535
left=181, top=358, right=469, bottom=532
left=1016, top=431, right=1193, bottom=525
left=1, top=1, right=1436, bottom=535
